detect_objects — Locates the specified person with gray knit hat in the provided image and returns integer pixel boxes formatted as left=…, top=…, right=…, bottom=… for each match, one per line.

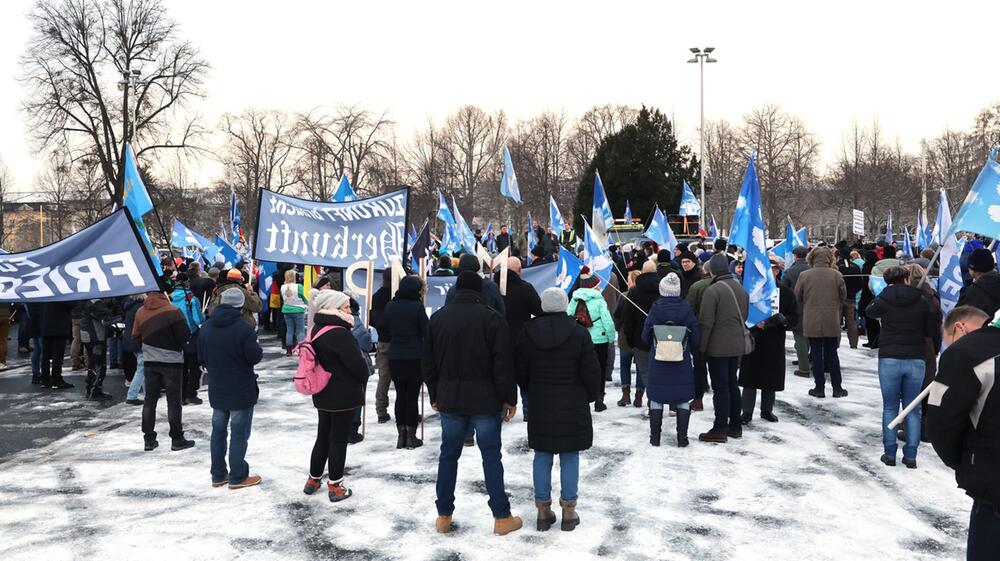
left=516, top=286, right=601, bottom=531
left=198, top=279, right=264, bottom=489
left=641, top=273, right=700, bottom=447
left=697, top=253, right=750, bottom=443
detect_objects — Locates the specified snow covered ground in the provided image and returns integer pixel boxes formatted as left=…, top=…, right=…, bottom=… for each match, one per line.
left=0, top=335, right=973, bottom=561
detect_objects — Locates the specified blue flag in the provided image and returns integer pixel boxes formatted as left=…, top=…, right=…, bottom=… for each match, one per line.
left=679, top=180, right=701, bottom=216
left=582, top=219, right=613, bottom=288
left=257, top=260, right=277, bottom=303
left=171, top=219, right=219, bottom=263
left=451, top=196, right=478, bottom=255
left=436, top=190, right=461, bottom=254
left=555, top=246, right=584, bottom=293
left=946, top=147, right=1000, bottom=240
left=330, top=175, right=358, bottom=203
left=122, top=143, right=154, bottom=219
left=549, top=196, right=565, bottom=232
left=483, top=223, right=496, bottom=254
left=741, top=164, right=778, bottom=327
left=884, top=210, right=894, bottom=245
left=229, top=190, right=241, bottom=246
left=708, top=215, right=718, bottom=239
left=624, top=200, right=633, bottom=223
left=592, top=171, right=614, bottom=237
left=499, top=146, right=521, bottom=204
left=526, top=212, right=537, bottom=262
left=215, top=235, right=241, bottom=268
left=729, top=154, right=758, bottom=250
left=646, top=205, right=677, bottom=252
left=902, top=227, right=913, bottom=257
left=936, top=187, right=963, bottom=317
left=932, top=189, right=951, bottom=246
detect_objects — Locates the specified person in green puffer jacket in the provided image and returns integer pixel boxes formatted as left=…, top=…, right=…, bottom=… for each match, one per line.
left=566, top=267, right=616, bottom=412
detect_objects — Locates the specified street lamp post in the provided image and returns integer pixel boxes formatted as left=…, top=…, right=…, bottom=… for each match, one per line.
left=687, top=47, right=717, bottom=232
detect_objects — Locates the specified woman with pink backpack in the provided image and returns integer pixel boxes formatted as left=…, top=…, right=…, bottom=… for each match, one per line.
left=300, top=290, right=371, bottom=502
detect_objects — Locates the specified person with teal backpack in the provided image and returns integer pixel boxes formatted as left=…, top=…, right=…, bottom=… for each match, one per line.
left=566, top=267, right=616, bottom=412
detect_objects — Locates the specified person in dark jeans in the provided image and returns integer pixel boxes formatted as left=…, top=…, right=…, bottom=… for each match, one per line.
left=39, top=301, right=76, bottom=389
left=696, top=254, right=749, bottom=443
left=133, top=285, right=194, bottom=452
left=423, top=272, right=522, bottom=536
left=199, top=288, right=264, bottom=489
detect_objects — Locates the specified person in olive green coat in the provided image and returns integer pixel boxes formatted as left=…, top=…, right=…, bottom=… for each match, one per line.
left=794, top=246, right=848, bottom=398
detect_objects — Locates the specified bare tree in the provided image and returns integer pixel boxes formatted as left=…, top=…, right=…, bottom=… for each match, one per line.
left=702, top=119, right=744, bottom=232
left=218, top=109, right=300, bottom=234
left=567, top=104, right=637, bottom=181
left=35, top=153, right=77, bottom=240
left=923, top=127, right=980, bottom=211
left=509, top=110, right=572, bottom=223
left=21, top=0, right=208, bottom=205
left=439, top=105, right=507, bottom=219
left=0, top=157, right=14, bottom=248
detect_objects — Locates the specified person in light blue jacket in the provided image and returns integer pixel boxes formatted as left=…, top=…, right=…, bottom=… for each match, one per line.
left=171, top=275, right=206, bottom=405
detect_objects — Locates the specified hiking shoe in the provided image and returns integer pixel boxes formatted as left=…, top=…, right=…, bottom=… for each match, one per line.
left=493, top=515, right=523, bottom=536
left=808, top=388, right=826, bottom=398
left=171, top=439, right=195, bottom=451
left=328, top=479, right=352, bottom=502
left=880, top=454, right=896, bottom=467
left=727, top=429, right=743, bottom=439
left=902, top=458, right=917, bottom=469
left=125, top=399, right=144, bottom=406
left=698, top=428, right=728, bottom=443
left=303, top=477, right=323, bottom=495
left=832, top=388, right=849, bottom=398
left=435, top=515, right=453, bottom=534
left=212, top=477, right=229, bottom=488
left=144, top=440, right=159, bottom=452
left=229, top=475, right=262, bottom=490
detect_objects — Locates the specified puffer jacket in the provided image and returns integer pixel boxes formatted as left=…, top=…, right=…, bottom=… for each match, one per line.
left=566, top=287, right=616, bottom=345
left=310, top=313, right=371, bottom=412
left=642, top=296, right=701, bottom=405
left=170, top=288, right=205, bottom=334
left=381, top=276, right=428, bottom=362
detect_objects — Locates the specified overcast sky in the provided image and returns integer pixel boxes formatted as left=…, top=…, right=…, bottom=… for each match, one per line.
left=1, top=0, right=997, bottom=193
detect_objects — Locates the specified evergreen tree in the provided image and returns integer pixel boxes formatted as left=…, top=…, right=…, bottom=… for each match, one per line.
left=573, top=106, right=700, bottom=233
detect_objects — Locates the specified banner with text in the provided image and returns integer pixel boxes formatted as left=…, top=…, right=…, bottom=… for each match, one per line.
left=0, top=210, right=160, bottom=302
left=254, top=188, right=408, bottom=270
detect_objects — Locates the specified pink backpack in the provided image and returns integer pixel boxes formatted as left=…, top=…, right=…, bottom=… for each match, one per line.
left=294, top=325, right=343, bottom=395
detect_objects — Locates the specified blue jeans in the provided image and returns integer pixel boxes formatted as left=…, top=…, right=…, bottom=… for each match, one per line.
left=31, top=336, right=42, bottom=377
left=533, top=451, right=580, bottom=502
left=436, top=412, right=510, bottom=518
left=878, top=358, right=924, bottom=460
left=969, top=501, right=1000, bottom=561
left=284, top=312, right=305, bottom=347
left=211, top=407, right=254, bottom=485
left=809, top=337, right=843, bottom=391
left=107, top=337, right=121, bottom=366
left=126, top=353, right=145, bottom=400
left=707, top=355, right=741, bottom=431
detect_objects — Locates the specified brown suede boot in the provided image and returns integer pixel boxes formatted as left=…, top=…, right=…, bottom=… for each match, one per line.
left=536, top=500, right=556, bottom=531
left=691, top=398, right=704, bottom=412
left=435, top=515, right=453, bottom=534
left=493, top=515, right=523, bottom=536
left=616, top=385, right=631, bottom=407
left=560, top=499, right=580, bottom=531
left=633, top=389, right=645, bottom=408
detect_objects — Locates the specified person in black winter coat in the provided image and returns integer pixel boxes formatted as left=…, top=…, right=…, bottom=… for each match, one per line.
left=199, top=289, right=264, bottom=489
left=956, top=248, right=1000, bottom=319
left=303, top=290, right=371, bottom=503
left=516, top=287, right=601, bottom=532
left=370, top=267, right=394, bottom=424
left=381, top=275, right=429, bottom=449
left=619, top=261, right=661, bottom=407
left=80, top=299, right=114, bottom=399
left=739, top=259, right=798, bottom=424
left=39, top=301, right=76, bottom=389
left=444, top=254, right=506, bottom=315
left=837, top=250, right=863, bottom=349
left=859, top=250, right=881, bottom=348
left=926, top=306, right=998, bottom=559
left=422, top=271, right=522, bottom=536
left=641, top=273, right=701, bottom=447
left=497, top=257, right=542, bottom=343
left=866, top=266, right=937, bottom=468
left=677, top=252, right=703, bottom=299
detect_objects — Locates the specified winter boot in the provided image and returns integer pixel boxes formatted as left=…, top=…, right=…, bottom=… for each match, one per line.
left=594, top=401, right=607, bottom=412
left=88, top=369, right=112, bottom=400
left=328, top=478, right=352, bottom=502
left=649, top=408, right=663, bottom=446
left=536, top=500, right=557, bottom=531
left=698, top=428, right=728, bottom=443
left=690, top=398, right=704, bottom=411
left=616, top=385, right=631, bottom=407
left=676, top=408, right=691, bottom=447
left=285, top=346, right=293, bottom=357
left=435, top=515, right=453, bottom=534
left=560, top=500, right=580, bottom=531
left=303, top=476, right=323, bottom=495
left=405, top=426, right=423, bottom=449
left=633, top=389, right=645, bottom=408
left=396, top=425, right=407, bottom=449
left=493, top=515, right=523, bottom=536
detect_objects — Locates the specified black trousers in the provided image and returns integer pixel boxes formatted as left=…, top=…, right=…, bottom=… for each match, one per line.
left=309, top=409, right=354, bottom=481
left=594, top=342, right=609, bottom=401
left=142, top=364, right=184, bottom=442
left=122, top=350, right=138, bottom=382
left=182, top=352, right=201, bottom=399
left=83, top=341, right=107, bottom=392
left=41, top=336, right=67, bottom=384
left=390, top=360, right=422, bottom=427
left=693, top=349, right=709, bottom=399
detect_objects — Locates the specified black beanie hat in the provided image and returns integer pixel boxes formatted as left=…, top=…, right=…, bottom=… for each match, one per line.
left=455, top=270, right=483, bottom=292
left=968, top=248, right=997, bottom=273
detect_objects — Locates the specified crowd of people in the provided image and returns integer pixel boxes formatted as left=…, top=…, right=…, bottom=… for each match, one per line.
left=5, top=229, right=1000, bottom=556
